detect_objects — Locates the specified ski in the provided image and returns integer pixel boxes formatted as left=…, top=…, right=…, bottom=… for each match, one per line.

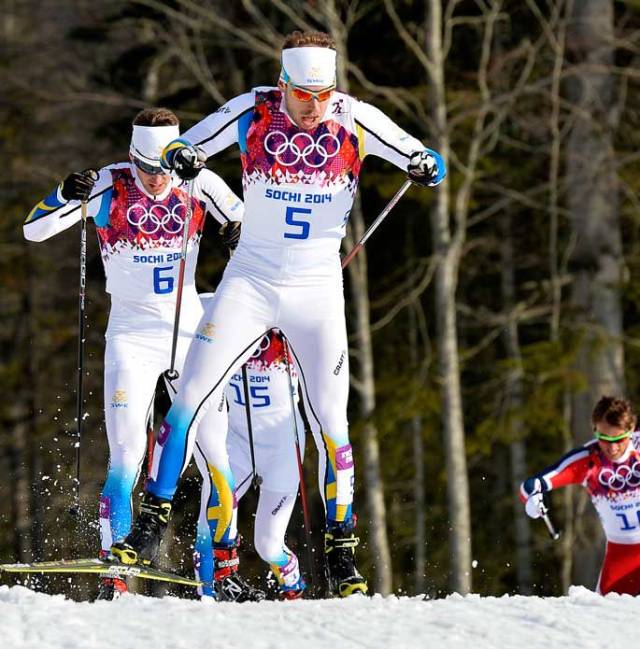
left=0, top=557, right=203, bottom=588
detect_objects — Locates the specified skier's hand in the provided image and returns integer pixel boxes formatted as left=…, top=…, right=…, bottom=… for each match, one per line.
left=407, top=149, right=446, bottom=187
left=219, top=221, right=241, bottom=254
left=162, top=140, right=206, bottom=180
left=525, top=479, right=545, bottom=519
left=60, top=169, right=98, bottom=202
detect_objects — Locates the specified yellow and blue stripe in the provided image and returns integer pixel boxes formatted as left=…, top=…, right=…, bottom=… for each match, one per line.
left=24, top=185, right=65, bottom=224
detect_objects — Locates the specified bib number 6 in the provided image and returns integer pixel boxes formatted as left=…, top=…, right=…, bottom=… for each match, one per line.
left=284, top=206, right=312, bottom=240
left=153, top=266, right=174, bottom=294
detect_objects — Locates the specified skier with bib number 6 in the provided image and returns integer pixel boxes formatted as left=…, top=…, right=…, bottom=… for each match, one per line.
left=23, top=107, right=246, bottom=600
left=520, top=396, right=640, bottom=595
left=112, top=30, right=446, bottom=598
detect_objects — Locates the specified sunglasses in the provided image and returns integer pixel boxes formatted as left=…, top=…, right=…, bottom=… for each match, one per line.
left=288, top=82, right=336, bottom=103
left=594, top=429, right=632, bottom=442
left=131, top=155, right=166, bottom=176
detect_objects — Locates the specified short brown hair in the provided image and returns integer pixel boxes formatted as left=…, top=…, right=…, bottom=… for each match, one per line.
left=282, top=30, right=336, bottom=50
left=132, top=107, right=179, bottom=127
left=592, top=396, right=637, bottom=432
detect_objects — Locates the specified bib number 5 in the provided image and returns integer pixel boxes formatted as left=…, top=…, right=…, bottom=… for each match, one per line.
left=284, top=206, right=312, bottom=240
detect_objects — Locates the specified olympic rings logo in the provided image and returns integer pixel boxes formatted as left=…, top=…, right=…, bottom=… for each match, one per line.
left=126, top=202, right=187, bottom=235
left=264, top=130, right=341, bottom=168
left=251, top=334, right=271, bottom=359
left=598, top=461, right=640, bottom=491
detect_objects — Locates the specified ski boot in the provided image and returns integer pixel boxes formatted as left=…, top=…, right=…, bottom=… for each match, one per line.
left=272, top=552, right=306, bottom=600
left=96, top=576, right=128, bottom=601
left=214, top=541, right=266, bottom=602
left=279, top=575, right=307, bottom=600
left=110, top=493, right=172, bottom=566
left=325, top=517, right=368, bottom=597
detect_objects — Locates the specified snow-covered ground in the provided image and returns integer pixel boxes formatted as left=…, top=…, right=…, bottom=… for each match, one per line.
left=0, top=584, right=636, bottom=649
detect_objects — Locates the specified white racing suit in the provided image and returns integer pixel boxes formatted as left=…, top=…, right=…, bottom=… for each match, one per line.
left=193, top=328, right=306, bottom=597
left=148, top=87, right=428, bottom=541
left=23, top=163, right=243, bottom=553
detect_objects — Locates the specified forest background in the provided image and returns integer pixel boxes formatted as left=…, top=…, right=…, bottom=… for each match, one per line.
left=2, top=0, right=640, bottom=600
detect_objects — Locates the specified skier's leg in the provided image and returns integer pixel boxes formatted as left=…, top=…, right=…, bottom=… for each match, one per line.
left=193, top=439, right=253, bottom=598
left=244, top=383, right=306, bottom=597
left=112, top=283, right=272, bottom=564
left=100, top=337, right=159, bottom=551
left=195, top=422, right=264, bottom=601
left=598, top=541, right=640, bottom=595
left=254, top=487, right=305, bottom=597
left=283, top=314, right=352, bottom=524
left=147, top=290, right=270, bottom=503
left=193, top=444, right=214, bottom=598
left=282, top=292, right=367, bottom=596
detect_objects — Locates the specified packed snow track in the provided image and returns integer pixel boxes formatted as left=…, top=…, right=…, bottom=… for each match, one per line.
left=0, top=585, right=635, bottom=649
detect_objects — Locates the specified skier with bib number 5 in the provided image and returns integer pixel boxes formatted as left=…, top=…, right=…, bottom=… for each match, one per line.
left=112, top=30, right=446, bottom=597
left=520, top=396, right=640, bottom=595
left=23, top=107, right=246, bottom=600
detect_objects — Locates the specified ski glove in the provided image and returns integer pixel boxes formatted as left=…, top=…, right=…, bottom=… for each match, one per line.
left=162, top=139, right=206, bottom=180
left=219, top=221, right=241, bottom=253
left=524, top=479, right=545, bottom=519
left=407, top=149, right=446, bottom=187
left=60, top=169, right=98, bottom=202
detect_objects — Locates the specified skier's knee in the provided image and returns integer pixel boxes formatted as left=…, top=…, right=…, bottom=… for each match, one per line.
left=254, top=534, right=286, bottom=565
left=315, top=411, right=349, bottom=445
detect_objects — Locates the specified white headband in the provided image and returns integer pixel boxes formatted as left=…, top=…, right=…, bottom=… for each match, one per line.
left=129, top=124, right=180, bottom=165
left=280, top=47, right=337, bottom=87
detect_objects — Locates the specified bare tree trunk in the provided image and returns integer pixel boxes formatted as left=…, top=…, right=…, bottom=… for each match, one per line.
left=426, top=0, right=472, bottom=595
left=566, top=0, right=623, bottom=588
left=560, top=395, right=575, bottom=592
left=412, top=417, right=426, bottom=593
left=499, top=212, right=533, bottom=594
left=546, top=0, right=576, bottom=591
left=409, top=306, right=426, bottom=595
left=25, top=246, right=44, bottom=564
left=324, top=0, right=392, bottom=595
left=10, top=407, right=31, bottom=562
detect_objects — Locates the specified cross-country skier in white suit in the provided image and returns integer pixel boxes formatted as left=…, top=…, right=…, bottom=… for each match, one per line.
left=23, top=107, right=251, bottom=600
left=113, top=30, right=446, bottom=597
left=194, top=326, right=308, bottom=600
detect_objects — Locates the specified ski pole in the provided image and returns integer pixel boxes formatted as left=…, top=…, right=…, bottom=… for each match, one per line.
left=539, top=502, right=561, bottom=540
left=70, top=171, right=99, bottom=517
left=281, top=334, right=317, bottom=593
left=164, top=178, right=195, bottom=386
left=145, top=403, right=156, bottom=487
left=241, top=363, right=262, bottom=489
left=341, top=179, right=413, bottom=269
